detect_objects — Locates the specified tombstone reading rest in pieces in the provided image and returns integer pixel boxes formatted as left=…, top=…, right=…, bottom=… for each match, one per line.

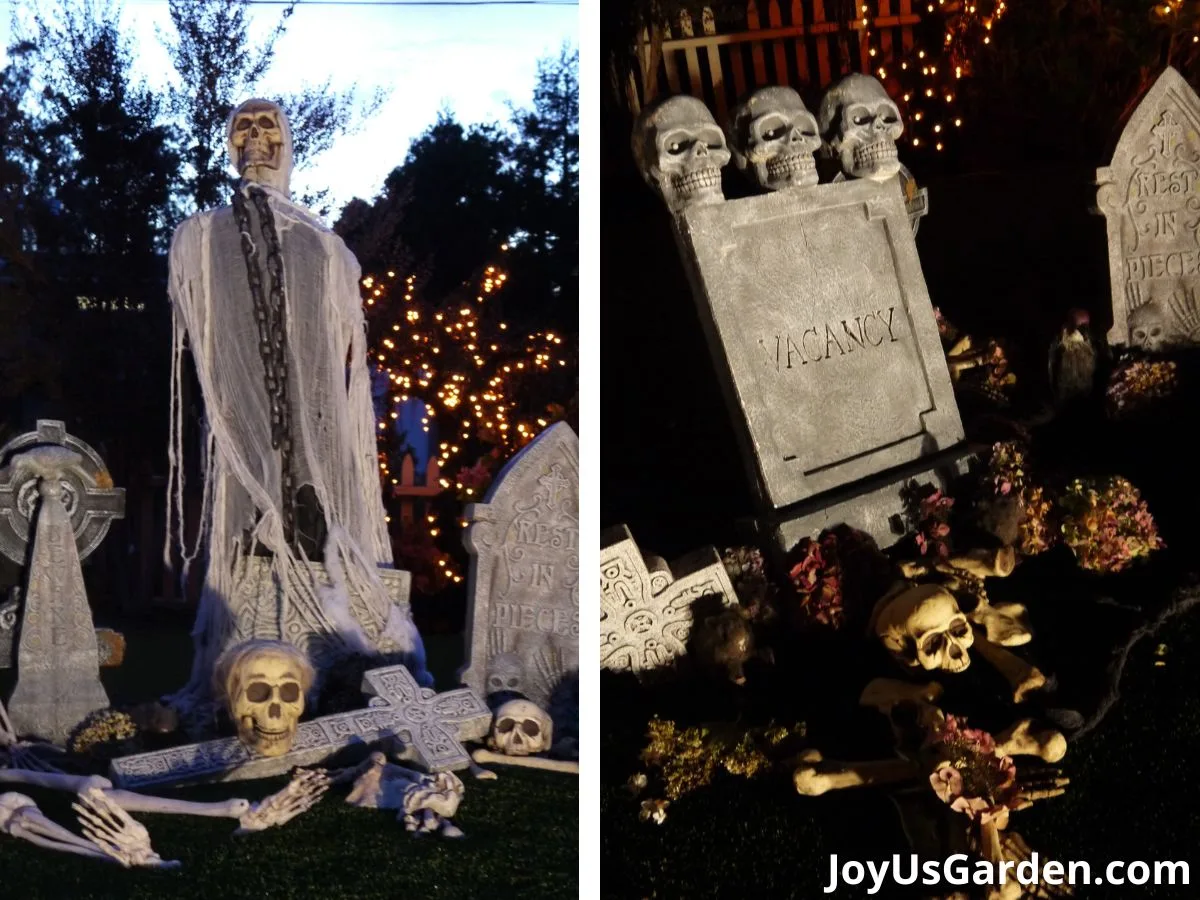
left=1097, top=66, right=1200, bottom=351
left=164, top=98, right=428, bottom=719
left=0, top=421, right=124, bottom=743
left=460, top=423, right=578, bottom=737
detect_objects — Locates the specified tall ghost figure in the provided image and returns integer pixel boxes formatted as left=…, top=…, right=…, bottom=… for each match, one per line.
left=165, top=99, right=430, bottom=719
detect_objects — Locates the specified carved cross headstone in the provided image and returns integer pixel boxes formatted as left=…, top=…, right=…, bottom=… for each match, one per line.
left=5, top=446, right=111, bottom=743
left=0, top=420, right=125, bottom=566
left=600, top=525, right=739, bottom=675
left=1096, top=67, right=1200, bottom=350
left=460, top=423, right=579, bottom=714
left=0, top=588, right=124, bottom=670
left=109, top=664, right=490, bottom=789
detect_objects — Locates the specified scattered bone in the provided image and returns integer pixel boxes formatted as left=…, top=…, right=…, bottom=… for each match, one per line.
left=791, top=749, right=920, bottom=796
left=972, top=635, right=1047, bottom=703
left=471, top=748, right=580, bottom=774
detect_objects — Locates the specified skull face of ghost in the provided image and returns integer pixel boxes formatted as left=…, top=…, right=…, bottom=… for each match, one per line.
left=216, top=640, right=313, bottom=758
left=875, top=584, right=974, bottom=674
left=1129, top=302, right=1170, bottom=352
left=488, top=699, right=553, bottom=756
left=632, top=94, right=731, bottom=215
left=728, top=86, right=821, bottom=191
left=226, top=98, right=292, bottom=195
left=818, top=74, right=904, bottom=182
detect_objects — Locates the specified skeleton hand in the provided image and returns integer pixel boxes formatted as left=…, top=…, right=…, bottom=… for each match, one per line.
left=72, top=788, right=180, bottom=870
left=1009, top=766, right=1069, bottom=812
left=234, top=768, right=330, bottom=835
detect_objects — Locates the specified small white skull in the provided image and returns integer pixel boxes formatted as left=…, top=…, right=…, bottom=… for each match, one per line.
left=216, top=640, right=313, bottom=758
left=632, top=94, right=731, bottom=215
left=486, top=652, right=526, bottom=696
left=1129, top=301, right=1170, bottom=352
left=874, top=584, right=974, bottom=674
left=818, top=74, right=904, bottom=182
left=488, top=699, right=553, bottom=756
left=728, top=86, right=821, bottom=191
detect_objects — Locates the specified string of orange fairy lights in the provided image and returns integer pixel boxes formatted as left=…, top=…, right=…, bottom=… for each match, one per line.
left=860, top=0, right=1008, bottom=153
left=361, top=248, right=572, bottom=585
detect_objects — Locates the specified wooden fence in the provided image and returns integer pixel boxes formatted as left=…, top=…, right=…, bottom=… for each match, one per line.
left=626, top=0, right=920, bottom=121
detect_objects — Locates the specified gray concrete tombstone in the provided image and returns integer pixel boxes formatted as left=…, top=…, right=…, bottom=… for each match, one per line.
left=1096, top=67, right=1200, bottom=350
left=673, top=178, right=963, bottom=521
left=5, top=445, right=111, bottom=743
left=600, top=525, right=739, bottom=675
left=460, top=423, right=579, bottom=717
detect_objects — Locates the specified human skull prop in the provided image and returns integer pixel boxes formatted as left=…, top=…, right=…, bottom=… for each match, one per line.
left=1128, top=301, right=1170, bottom=352
left=215, top=639, right=314, bottom=757
left=874, top=584, right=974, bottom=674
left=728, top=86, right=821, bottom=191
left=632, top=94, right=731, bottom=215
left=488, top=699, right=553, bottom=756
left=226, top=98, right=294, bottom=196
left=818, top=74, right=904, bottom=182
left=485, top=652, right=526, bottom=697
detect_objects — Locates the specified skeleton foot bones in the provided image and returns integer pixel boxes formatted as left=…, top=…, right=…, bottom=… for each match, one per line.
left=324, top=751, right=467, bottom=838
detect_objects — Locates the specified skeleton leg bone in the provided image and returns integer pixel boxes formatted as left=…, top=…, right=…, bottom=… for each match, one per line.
left=995, top=720, right=1067, bottom=763
left=973, top=635, right=1046, bottom=703
left=471, top=748, right=579, bottom=774
left=792, top=749, right=921, bottom=796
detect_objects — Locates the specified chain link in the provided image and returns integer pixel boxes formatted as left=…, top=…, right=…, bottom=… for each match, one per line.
left=232, top=186, right=296, bottom=546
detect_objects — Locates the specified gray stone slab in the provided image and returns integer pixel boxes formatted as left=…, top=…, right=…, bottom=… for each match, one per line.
left=600, top=525, right=739, bottom=675
left=109, top=664, right=490, bottom=789
left=0, top=588, right=123, bottom=669
left=0, top=420, right=124, bottom=566
left=460, top=423, right=578, bottom=714
left=1097, top=67, right=1200, bottom=349
left=7, top=447, right=110, bottom=743
left=673, top=178, right=963, bottom=513
left=756, top=445, right=977, bottom=555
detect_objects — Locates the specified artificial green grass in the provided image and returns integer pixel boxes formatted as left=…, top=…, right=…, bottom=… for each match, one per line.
left=0, top=621, right=578, bottom=898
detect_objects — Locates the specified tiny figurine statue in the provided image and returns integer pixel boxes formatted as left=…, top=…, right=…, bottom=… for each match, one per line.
left=165, top=98, right=429, bottom=718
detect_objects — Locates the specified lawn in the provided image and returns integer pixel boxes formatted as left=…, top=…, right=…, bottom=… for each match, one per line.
left=0, top=624, right=579, bottom=899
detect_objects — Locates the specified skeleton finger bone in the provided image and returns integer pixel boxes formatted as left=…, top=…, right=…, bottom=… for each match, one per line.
left=471, top=748, right=579, bottom=774
left=792, top=750, right=920, bottom=796
left=72, top=788, right=179, bottom=869
left=995, top=720, right=1066, bottom=763
left=972, top=635, right=1046, bottom=703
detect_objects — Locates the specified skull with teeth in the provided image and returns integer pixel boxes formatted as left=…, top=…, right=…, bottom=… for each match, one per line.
left=488, top=699, right=553, bottom=756
left=215, top=639, right=314, bottom=758
left=632, top=94, right=731, bottom=215
left=727, top=86, right=821, bottom=191
left=818, top=74, right=904, bottom=182
left=226, top=98, right=294, bottom=196
left=873, top=584, right=974, bottom=674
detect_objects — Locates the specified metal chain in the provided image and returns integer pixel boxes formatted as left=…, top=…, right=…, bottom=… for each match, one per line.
left=232, top=186, right=296, bottom=546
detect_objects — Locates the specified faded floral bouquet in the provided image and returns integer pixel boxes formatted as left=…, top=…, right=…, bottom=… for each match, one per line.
left=1057, top=476, right=1164, bottom=573
left=909, top=488, right=954, bottom=559
left=1106, top=358, right=1178, bottom=418
left=722, top=546, right=776, bottom=624
left=787, top=533, right=845, bottom=628
left=926, top=715, right=1019, bottom=825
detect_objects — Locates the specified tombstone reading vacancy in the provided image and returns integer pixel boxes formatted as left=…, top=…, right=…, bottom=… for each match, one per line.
left=672, top=178, right=966, bottom=550
left=460, top=423, right=579, bottom=721
left=1097, top=66, right=1200, bottom=350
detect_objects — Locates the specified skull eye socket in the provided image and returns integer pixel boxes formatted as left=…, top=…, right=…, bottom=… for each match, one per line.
left=506, top=677, right=519, bottom=688
left=279, top=682, right=300, bottom=703
left=257, top=115, right=276, bottom=129
left=245, top=682, right=271, bottom=703
left=235, top=118, right=253, bottom=131
left=521, top=720, right=541, bottom=737
left=949, top=619, right=970, bottom=640
left=667, top=139, right=693, bottom=155
left=921, top=632, right=946, bottom=656
left=881, top=113, right=899, bottom=125
left=852, top=113, right=873, bottom=126
left=496, top=717, right=516, bottom=734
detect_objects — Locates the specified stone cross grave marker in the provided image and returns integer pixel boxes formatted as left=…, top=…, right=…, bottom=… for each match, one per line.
left=1096, top=66, right=1200, bottom=350
left=109, top=664, right=490, bottom=789
left=5, top=446, right=111, bottom=742
left=672, top=178, right=963, bottom=536
left=600, top=525, right=739, bottom=675
left=0, top=420, right=125, bottom=566
left=460, top=422, right=579, bottom=712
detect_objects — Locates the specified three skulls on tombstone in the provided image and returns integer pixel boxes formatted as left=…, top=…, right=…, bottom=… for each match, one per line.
left=632, top=73, right=906, bottom=212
